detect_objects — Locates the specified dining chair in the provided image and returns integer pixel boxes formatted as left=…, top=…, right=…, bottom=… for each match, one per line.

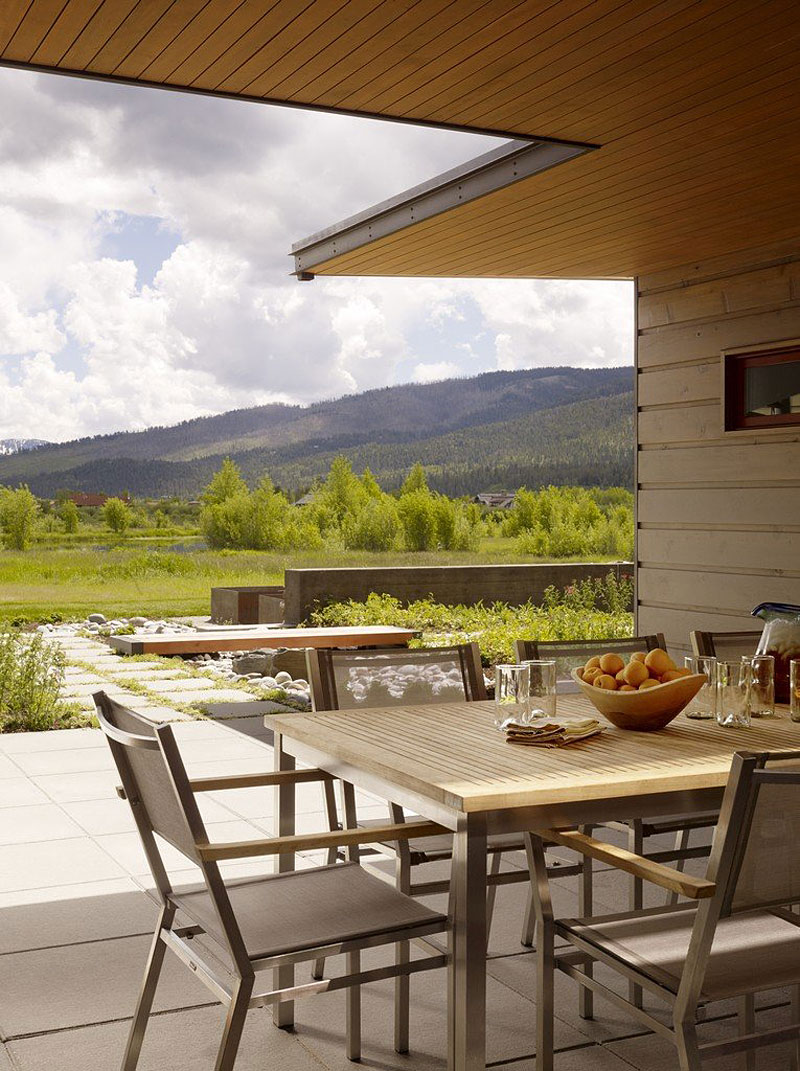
left=514, top=635, right=719, bottom=1010
left=526, top=749, right=800, bottom=1071
left=305, top=644, right=584, bottom=1011
left=690, top=629, right=763, bottom=661
left=94, top=691, right=449, bottom=1069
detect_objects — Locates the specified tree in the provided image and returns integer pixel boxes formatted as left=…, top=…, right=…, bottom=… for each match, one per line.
left=103, top=497, right=131, bottom=534
left=0, top=485, right=39, bottom=550
left=201, top=458, right=248, bottom=506
left=60, top=499, right=79, bottom=534
left=400, top=462, right=429, bottom=496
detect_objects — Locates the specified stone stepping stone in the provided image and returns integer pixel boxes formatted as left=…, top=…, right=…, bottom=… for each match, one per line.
left=163, top=688, right=255, bottom=705
left=106, top=667, right=185, bottom=678
left=138, top=678, right=216, bottom=692
left=201, top=699, right=296, bottom=746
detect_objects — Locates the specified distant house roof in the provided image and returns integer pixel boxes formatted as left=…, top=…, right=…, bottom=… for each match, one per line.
left=474, top=492, right=516, bottom=509
left=68, top=493, right=109, bottom=507
left=294, top=493, right=315, bottom=507
left=68, top=492, right=130, bottom=507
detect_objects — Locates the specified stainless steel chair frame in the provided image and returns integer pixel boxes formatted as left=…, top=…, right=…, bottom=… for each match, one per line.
left=515, top=633, right=718, bottom=1010
left=306, top=645, right=584, bottom=923
left=95, top=692, right=450, bottom=1070
left=527, top=750, right=800, bottom=1071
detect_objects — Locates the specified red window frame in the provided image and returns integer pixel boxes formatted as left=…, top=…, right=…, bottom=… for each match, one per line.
left=724, top=346, right=800, bottom=430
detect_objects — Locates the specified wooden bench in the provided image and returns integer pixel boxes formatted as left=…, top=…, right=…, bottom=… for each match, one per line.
left=107, top=625, right=417, bottom=656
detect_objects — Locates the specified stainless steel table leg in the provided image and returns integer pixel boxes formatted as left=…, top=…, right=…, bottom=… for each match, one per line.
left=449, top=813, right=488, bottom=1071
left=273, top=731, right=295, bottom=1029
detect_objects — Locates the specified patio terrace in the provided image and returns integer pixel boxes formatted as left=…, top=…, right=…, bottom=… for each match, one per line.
left=1, top=695, right=797, bottom=1070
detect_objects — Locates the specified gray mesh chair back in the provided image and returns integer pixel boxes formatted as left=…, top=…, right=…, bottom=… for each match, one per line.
left=514, top=635, right=666, bottom=685
left=690, top=630, right=763, bottom=661
left=307, top=643, right=486, bottom=712
left=95, top=692, right=204, bottom=864
left=718, top=755, right=800, bottom=915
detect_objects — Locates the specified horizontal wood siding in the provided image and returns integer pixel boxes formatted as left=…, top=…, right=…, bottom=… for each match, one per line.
left=636, top=243, right=800, bottom=653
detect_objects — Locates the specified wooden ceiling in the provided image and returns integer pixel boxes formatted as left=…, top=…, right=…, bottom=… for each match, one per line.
left=2, top=0, right=798, bottom=278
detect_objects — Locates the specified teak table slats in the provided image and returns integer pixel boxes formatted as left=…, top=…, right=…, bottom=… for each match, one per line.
left=266, top=697, right=800, bottom=814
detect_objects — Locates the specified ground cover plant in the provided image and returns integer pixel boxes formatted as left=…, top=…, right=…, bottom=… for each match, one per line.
left=310, top=574, right=634, bottom=666
left=0, top=629, right=91, bottom=732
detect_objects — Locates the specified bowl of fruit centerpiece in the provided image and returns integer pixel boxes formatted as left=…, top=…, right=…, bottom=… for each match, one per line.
left=571, top=649, right=706, bottom=731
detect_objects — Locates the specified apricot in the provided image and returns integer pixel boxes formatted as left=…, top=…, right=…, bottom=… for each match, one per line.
left=599, top=653, right=625, bottom=675
left=575, top=666, right=585, bottom=681
left=615, top=668, right=626, bottom=682
left=631, top=651, right=648, bottom=664
left=638, top=677, right=661, bottom=690
left=583, top=667, right=602, bottom=684
left=584, top=656, right=601, bottom=671
left=623, top=660, right=650, bottom=687
left=661, top=668, right=691, bottom=682
left=594, top=673, right=618, bottom=690
left=619, top=684, right=637, bottom=692
left=644, top=648, right=675, bottom=675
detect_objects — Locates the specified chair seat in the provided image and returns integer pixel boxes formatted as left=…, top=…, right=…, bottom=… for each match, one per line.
left=561, top=903, right=800, bottom=1000
left=172, top=862, right=447, bottom=961
left=356, top=816, right=525, bottom=862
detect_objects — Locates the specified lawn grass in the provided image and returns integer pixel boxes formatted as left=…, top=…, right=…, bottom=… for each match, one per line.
left=0, top=542, right=625, bottom=621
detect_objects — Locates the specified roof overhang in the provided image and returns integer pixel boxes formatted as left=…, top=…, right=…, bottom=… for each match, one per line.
left=291, top=137, right=596, bottom=279
left=1, top=3, right=798, bottom=281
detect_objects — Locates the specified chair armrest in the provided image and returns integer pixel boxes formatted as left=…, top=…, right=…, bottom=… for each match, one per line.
left=536, top=829, right=716, bottom=900
left=188, top=769, right=334, bottom=792
left=197, top=819, right=449, bottom=862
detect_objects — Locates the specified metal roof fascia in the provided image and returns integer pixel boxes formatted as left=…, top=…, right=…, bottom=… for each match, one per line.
left=290, top=137, right=597, bottom=277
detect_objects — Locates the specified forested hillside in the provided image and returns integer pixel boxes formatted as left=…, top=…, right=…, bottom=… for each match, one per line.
left=0, top=366, right=633, bottom=496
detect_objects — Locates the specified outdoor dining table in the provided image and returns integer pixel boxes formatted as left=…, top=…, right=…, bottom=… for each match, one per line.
left=263, top=695, right=797, bottom=1070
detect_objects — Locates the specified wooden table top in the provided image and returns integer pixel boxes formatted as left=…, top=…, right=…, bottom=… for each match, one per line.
left=108, top=625, right=417, bottom=656
left=266, top=696, right=798, bottom=814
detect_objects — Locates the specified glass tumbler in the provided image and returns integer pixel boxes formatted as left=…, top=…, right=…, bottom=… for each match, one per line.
left=521, top=659, right=557, bottom=720
left=716, top=660, right=751, bottom=728
left=494, top=664, right=531, bottom=729
left=683, top=655, right=717, bottom=719
left=743, top=654, right=775, bottom=717
left=791, top=660, right=800, bottom=723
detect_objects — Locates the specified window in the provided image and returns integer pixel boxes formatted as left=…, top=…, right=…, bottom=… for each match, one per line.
left=724, top=346, right=800, bottom=430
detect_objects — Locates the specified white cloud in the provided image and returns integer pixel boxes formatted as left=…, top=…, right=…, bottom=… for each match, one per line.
left=413, top=360, right=462, bottom=383
left=0, top=69, right=633, bottom=441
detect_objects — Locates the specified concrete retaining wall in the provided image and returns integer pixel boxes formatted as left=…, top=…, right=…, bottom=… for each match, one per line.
left=282, top=562, right=633, bottom=625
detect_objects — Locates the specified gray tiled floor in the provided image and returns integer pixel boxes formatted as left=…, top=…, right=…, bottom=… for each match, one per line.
left=0, top=722, right=790, bottom=1071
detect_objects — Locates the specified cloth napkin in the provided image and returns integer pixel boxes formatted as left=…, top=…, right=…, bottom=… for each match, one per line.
left=504, top=717, right=603, bottom=747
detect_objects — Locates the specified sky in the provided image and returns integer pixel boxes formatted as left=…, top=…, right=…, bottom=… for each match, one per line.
left=0, top=68, right=633, bottom=443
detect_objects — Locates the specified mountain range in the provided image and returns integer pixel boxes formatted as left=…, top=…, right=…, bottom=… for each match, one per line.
left=0, top=367, right=634, bottom=498
left=0, top=438, right=50, bottom=456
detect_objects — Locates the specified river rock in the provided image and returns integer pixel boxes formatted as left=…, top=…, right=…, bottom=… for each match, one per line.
left=87, top=613, right=106, bottom=624
left=232, top=651, right=275, bottom=676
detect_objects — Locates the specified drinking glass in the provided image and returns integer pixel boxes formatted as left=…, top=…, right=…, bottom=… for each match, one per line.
left=683, top=655, right=716, bottom=719
left=521, top=659, right=557, bottom=720
left=494, top=664, right=530, bottom=729
left=716, top=660, right=751, bottom=728
left=791, top=660, right=800, bottom=723
left=743, top=654, right=775, bottom=717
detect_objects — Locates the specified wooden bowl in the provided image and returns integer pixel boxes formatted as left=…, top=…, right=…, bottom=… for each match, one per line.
left=571, top=670, right=707, bottom=731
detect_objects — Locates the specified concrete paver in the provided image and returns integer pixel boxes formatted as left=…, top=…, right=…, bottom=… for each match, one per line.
left=0, top=634, right=754, bottom=1068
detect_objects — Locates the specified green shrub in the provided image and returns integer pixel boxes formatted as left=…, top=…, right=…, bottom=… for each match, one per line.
left=103, top=497, right=131, bottom=534
left=343, top=494, right=401, bottom=551
left=0, top=485, right=39, bottom=550
left=60, top=499, right=80, bottom=534
left=310, top=574, right=633, bottom=666
left=0, top=629, right=89, bottom=732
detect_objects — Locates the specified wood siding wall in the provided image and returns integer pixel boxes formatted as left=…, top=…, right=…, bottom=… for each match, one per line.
left=635, top=239, right=800, bottom=654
